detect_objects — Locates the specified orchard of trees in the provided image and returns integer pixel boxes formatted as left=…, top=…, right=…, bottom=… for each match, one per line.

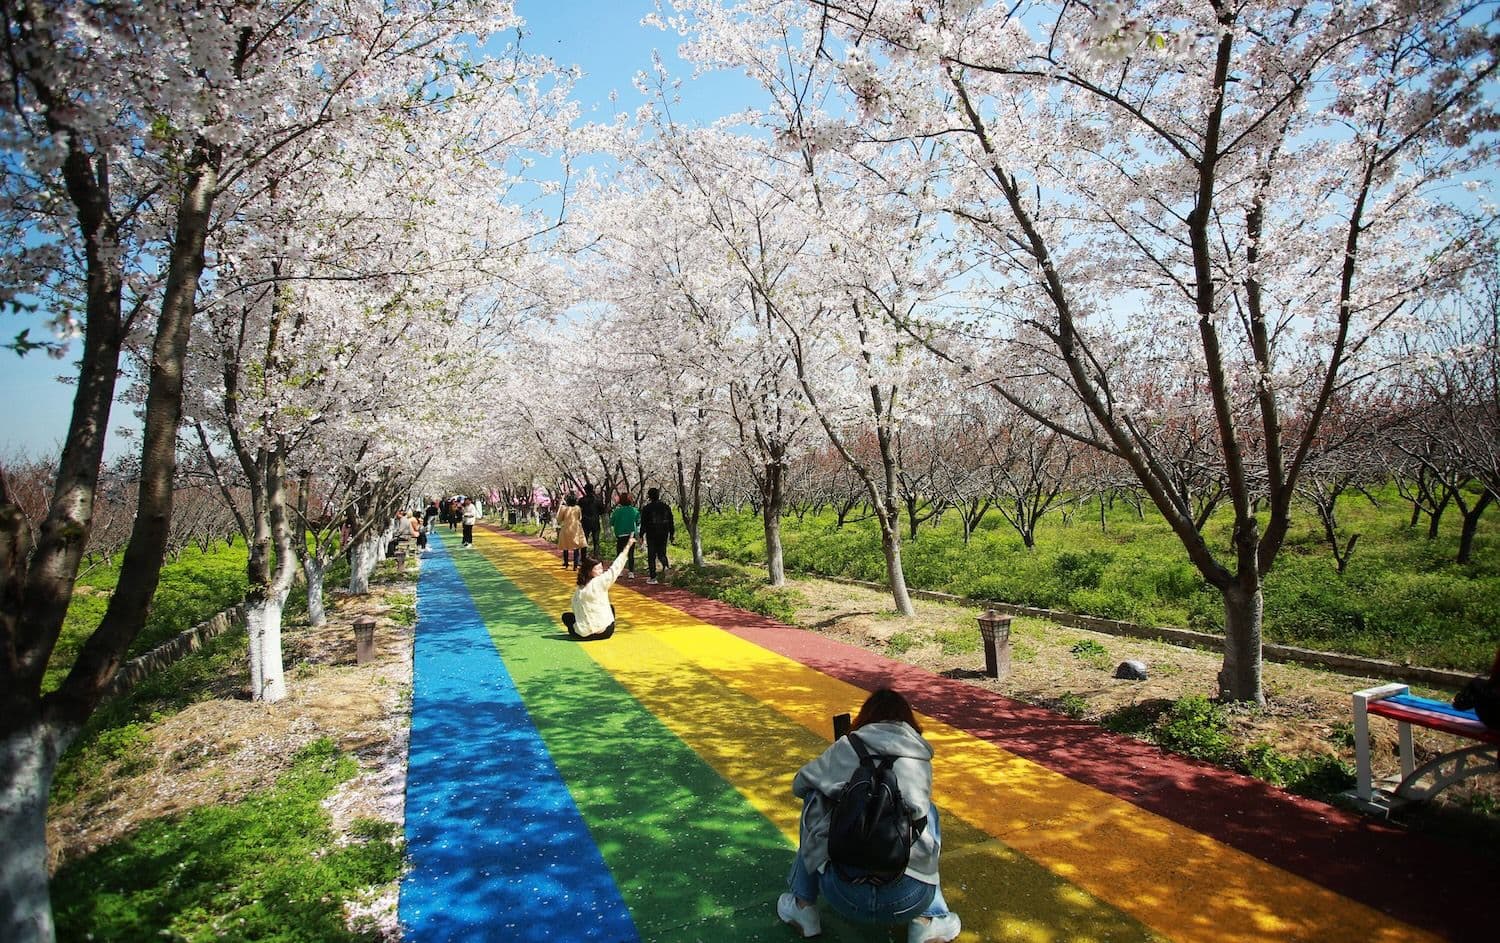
left=1, top=2, right=1495, bottom=940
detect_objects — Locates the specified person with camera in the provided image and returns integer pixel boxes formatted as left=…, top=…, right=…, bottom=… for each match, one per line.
left=778, top=688, right=961, bottom=943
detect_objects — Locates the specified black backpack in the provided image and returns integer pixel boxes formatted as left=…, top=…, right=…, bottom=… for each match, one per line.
left=826, top=733, right=926, bottom=885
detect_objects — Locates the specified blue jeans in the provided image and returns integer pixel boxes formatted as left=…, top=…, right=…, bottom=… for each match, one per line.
left=788, top=803, right=950, bottom=924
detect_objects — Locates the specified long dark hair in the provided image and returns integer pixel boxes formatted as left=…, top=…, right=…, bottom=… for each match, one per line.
left=576, top=555, right=602, bottom=587
left=851, top=688, right=922, bottom=734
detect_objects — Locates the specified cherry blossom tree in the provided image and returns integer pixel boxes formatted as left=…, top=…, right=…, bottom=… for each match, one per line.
left=0, top=2, right=569, bottom=935
left=670, top=0, right=1497, bottom=701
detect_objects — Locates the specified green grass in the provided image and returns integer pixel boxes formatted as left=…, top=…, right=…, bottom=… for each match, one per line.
left=46, top=542, right=250, bottom=693
left=662, top=561, right=805, bottom=624
left=690, top=488, right=1500, bottom=670
left=887, top=630, right=918, bottom=654
left=50, top=543, right=334, bottom=806
left=51, top=624, right=249, bottom=805
left=1054, top=692, right=1089, bottom=719
left=52, top=739, right=401, bottom=943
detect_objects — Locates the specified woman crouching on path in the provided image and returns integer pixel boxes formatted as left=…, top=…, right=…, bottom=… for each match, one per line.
left=561, top=534, right=636, bottom=641
left=778, top=688, right=961, bottom=943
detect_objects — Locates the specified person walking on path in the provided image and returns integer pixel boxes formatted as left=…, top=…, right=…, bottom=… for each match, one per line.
left=424, top=499, right=439, bottom=533
left=561, top=536, right=636, bottom=641
left=414, top=510, right=429, bottom=552
left=610, top=493, right=641, bottom=580
left=555, top=494, right=586, bottom=569
left=461, top=499, right=480, bottom=548
left=777, top=688, right=961, bottom=943
left=640, top=487, right=675, bottom=584
left=579, top=482, right=604, bottom=557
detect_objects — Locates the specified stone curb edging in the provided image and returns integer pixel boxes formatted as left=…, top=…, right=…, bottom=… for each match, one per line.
left=817, top=574, right=1476, bottom=690
left=102, top=603, right=248, bottom=701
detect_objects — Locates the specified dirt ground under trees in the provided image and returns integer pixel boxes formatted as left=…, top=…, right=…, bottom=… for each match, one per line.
left=47, top=575, right=415, bottom=938
left=784, top=574, right=1500, bottom=831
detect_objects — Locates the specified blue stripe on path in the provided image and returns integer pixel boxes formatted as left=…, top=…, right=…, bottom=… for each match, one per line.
left=400, top=530, right=639, bottom=942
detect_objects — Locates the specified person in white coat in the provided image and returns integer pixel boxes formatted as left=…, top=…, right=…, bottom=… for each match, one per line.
left=561, top=536, right=635, bottom=641
left=461, top=499, right=480, bottom=547
left=777, top=688, right=961, bottom=943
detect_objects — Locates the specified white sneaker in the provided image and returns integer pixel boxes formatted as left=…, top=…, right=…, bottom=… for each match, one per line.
left=777, top=893, right=821, bottom=938
left=908, top=913, right=961, bottom=943
left=647, top=578, right=658, bottom=585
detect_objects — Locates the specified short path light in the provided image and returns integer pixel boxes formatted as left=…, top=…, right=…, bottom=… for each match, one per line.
left=977, top=610, right=1013, bottom=680
left=354, top=617, right=377, bottom=665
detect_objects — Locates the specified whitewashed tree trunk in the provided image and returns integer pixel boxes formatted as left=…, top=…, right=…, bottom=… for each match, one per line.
left=248, top=605, right=266, bottom=698
left=252, top=594, right=288, bottom=702
left=0, top=721, right=72, bottom=943
left=348, top=535, right=381, bottom=594
left=303, top=556, right=328, bottom=627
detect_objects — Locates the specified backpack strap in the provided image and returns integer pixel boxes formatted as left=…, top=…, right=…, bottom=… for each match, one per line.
left=846, top=732, right=928, bottom=836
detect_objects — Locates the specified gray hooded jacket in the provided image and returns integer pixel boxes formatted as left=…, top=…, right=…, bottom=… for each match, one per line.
left=791, top=720, right=939, bottom=884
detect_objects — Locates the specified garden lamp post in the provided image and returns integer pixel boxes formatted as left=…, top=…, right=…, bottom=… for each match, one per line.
left=354, top=617, right=377, bottom=665
left=977, top=610, right=1013, bottom=680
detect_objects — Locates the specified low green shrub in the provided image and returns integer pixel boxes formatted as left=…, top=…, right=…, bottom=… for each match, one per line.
left=1240, top=742, right=1355, bottom=797
left=1053, top=550, right=1112, bottom=592
left=1153, top=695, right=1235, bottom=763
left=936, top=628, right=980, bottom=656
left=1100, top=699, right=1174, bottom=736
left=386, top=595, right=417, bottom=627
left=665, top=562, right=805, bottom=625
left=1055, top=692, right=1089, bottom=719
left=53, top=739, right=402, bottom=943
left=887, top=631, right=919, bottom=654
left=1068, top=638, right=1112, bottom=670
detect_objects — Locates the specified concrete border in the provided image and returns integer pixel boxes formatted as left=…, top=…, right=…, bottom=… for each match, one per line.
left=819, top=575, right=1477, bottom=690
left=102, top=603, right=247, bottom=700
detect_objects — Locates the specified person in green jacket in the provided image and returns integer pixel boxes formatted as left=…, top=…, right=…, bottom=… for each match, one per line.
left=609, top=493, right=641, bottom=580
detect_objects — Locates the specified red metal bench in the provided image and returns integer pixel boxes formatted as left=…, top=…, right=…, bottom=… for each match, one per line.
left=1349, top=683, right=1500, bottom=814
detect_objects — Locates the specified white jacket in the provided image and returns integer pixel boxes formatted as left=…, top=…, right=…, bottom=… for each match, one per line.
left=570, top=547, right=628, bottom=637
left=462, top=505, right=479, bottom=525
left=792, top=720, right=939, bottom=884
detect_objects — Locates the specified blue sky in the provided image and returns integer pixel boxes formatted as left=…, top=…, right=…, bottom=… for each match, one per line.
left=0, top=1, right=747, bottom=463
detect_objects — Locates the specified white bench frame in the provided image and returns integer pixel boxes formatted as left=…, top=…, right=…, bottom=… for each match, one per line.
left=1348, top=683, right=1500, bottom=815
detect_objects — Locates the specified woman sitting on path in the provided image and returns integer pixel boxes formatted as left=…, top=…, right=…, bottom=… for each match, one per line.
left=555, top=494, right=585, bottom=570
left=561, top=536, right=636, bottom=642
left=778, top=688, right=961, bottom=943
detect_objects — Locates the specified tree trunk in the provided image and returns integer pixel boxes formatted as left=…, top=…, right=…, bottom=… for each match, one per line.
left=880, top=522, right=916, bottom=617
left=348, top=536, right=380, bottom=595
left=303, top=556, right=328, bottom=627
left=762, top=458, right=788, bottom=586
left=1457, top=490, right=1494, bottom=565
left=0, top=719, right=71, bottom=943
left=675, top=450, right=707, bottom=567
left=246, top=590, right=288, bottom=702
left=1217, top=584, right=1265, bottom=705
left=1427, top=488, right=1452, bottom=539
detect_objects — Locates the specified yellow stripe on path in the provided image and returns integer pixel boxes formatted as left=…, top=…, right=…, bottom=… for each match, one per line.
left=475, top=530, right=1436, bottom=943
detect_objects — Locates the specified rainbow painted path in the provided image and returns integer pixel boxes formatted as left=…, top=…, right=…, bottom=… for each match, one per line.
left=398, top=526, right=1493, bottom=942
